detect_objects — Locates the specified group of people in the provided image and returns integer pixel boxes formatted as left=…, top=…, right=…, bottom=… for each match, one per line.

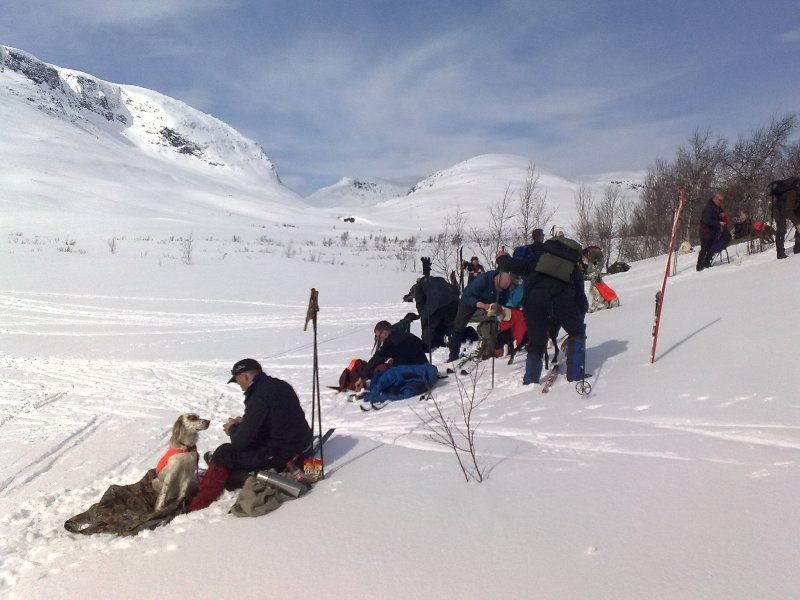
left=391, top=228, right=591, bottom=388
left=187, top=224, right=634, bottom=514
left=182, top=180, right=800, bottom=515
left=696, top=180, right=800, bottom=271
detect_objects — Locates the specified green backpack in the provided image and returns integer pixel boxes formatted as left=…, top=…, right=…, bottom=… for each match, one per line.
left=535, top=237, right=583, bottom=283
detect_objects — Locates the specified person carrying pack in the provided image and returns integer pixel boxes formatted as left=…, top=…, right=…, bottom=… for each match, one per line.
left=512, top=228, right=546, bottom=262
left=497, top=235, right=589, bottom=385
left=768, top=177, right=800, bottom=259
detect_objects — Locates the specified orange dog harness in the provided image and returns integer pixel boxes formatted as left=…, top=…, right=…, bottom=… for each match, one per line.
left=155, top=447, right=194, bottom=474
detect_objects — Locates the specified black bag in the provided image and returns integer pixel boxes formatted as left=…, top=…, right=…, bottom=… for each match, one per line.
left=769, top=177, right=800, bottom=198
left=337, top=359, right=367, bottom=392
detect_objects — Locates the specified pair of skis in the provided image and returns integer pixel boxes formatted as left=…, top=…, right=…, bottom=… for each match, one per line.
left=539, top=359, right=592, bottom=396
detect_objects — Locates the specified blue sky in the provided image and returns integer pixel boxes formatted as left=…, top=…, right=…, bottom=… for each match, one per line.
left=2, top=0, right=799, bottom=195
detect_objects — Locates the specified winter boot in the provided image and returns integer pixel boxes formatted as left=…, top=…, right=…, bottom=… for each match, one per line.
left=523, top=354, right=543, bottom=385
left=793, top=233, right=800, bottom=254
left=565, top=336, right=586, bottom=382
left=776, top=238, right=788, bottom=259
left=188, top=463, right=231, bottom=512
left=446, top=331, right=462, bottom=363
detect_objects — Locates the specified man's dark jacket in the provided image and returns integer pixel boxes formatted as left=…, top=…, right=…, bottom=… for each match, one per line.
left=699, top=199, right=723, bottom=240
left=497, top=254, right=589, bottom=315
left=361, top=330, right=428, bottom=378
left=230, top=373, right=312, bottom=466
left=415, top=276, right=459, bottom=323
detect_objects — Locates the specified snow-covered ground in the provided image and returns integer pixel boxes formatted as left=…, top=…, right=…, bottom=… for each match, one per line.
left=2, top=44, right=798, bottom=600
left=2, top=227, right=799, bottom=600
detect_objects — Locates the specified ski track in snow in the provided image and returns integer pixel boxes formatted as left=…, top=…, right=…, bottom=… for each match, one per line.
left=1, top=280, right=799, bottom=593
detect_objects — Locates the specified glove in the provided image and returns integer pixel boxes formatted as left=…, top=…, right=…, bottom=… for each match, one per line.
left=404, top=312, right=420, bottom=322
left=421, top=256, right=432, bottom=277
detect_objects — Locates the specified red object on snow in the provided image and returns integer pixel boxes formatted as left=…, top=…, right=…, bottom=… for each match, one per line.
left=594, top=281, right=617, bottom=302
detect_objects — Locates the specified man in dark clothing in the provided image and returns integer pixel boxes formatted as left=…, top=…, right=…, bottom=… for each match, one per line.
left=512, top=228, right=547, bottom=261
left=447, top=270, right=514, bottom=362
left=188, top=358, right=312, bottom=512
left=355, top=321, right=429, bottom=391
left=770, top=177, right=800, bottom=259
left=497, top=237, right=589, bottom=384
left=697, top=192, right=726, bottom=271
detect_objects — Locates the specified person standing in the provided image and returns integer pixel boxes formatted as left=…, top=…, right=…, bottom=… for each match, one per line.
left=414, top=260, right=460, bottom=351
left=189, top=358, right=312, bottom=512
left=769, top=177, right=800, bottom=259
left=464, top=256, right=486, bottom=284
left=497, top=236, right=589, bottom=384
left=696, top=192, right=726, bottom=271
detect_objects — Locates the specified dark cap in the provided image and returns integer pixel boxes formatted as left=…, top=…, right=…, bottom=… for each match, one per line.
left=227, top=358, right=262, bottom=383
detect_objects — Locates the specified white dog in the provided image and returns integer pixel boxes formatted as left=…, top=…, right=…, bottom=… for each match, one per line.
left=152, top=413, right=210, bottom=512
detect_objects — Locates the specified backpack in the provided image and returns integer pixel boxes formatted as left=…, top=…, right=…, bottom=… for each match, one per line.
left=337, top=358, right=367, bottom=392
left=534, top=237, right=583, bottom=283
left=768, top=177, right=800, bottom=199
left=607, top=261, right=630, bottom=274
left=769, top=177, right=800, bottom=215
left=512, top=244, right=536, bottom=261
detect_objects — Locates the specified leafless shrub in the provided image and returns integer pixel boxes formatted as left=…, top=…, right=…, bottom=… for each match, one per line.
left=181, top=233, right=194, bottom=265
left=415, top=365, right=487, bottom=483
left=432, top=209, right=468, bottom=277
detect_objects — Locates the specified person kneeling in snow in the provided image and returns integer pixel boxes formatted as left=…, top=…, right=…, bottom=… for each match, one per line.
left=354, top=320, right=429, bottom=392
left=189, top=358, right=312, bottom=512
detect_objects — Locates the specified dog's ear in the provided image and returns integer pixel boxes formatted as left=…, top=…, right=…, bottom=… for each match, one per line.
left=172, top=416, right=185, bottom=442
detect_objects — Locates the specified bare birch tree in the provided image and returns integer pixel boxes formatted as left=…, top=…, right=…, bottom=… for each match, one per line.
left=515, top=164, right=555, bottom=247
left=572, top=183, right=595, bottom=244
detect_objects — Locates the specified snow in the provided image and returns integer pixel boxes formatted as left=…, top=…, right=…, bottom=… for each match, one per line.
left=2, top=46, right=800, bottom=600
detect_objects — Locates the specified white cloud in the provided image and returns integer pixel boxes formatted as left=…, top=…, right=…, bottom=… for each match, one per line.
left=778, top=27, right=800, bottom=43
left=47, top=0, right=238, bottom=25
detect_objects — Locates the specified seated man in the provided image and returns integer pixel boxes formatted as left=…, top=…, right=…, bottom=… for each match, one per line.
left=188, top=358, right=312, bottom=512
left=355, top=320, right=428, bottom=391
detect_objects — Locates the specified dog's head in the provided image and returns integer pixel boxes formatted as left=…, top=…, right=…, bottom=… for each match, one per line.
left=170, top=413, right=210, bottom=448
left=486, top=303, right=512, bottom=322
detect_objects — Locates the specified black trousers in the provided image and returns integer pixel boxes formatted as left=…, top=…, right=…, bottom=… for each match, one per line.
left=697, top=236, right=715, bottom=269
left=211, top=442, right=285, bottom=472
left=524, top=287, right=585, bottom=359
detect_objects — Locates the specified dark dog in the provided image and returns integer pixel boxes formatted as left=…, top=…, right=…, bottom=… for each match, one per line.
left=732, top=216, right=775, bottom=250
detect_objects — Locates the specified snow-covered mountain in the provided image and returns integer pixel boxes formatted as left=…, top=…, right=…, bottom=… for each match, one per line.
left=0, top=45, right=305, bottom=232
left=372, top=154, right=582, bottom=233
left=304, top=176, right=411, bottom=207
left=1, top=45, right=612, bottom=242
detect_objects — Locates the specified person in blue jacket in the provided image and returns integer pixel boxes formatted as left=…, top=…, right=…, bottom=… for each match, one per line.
left=447, top=270, right=513, bottom=362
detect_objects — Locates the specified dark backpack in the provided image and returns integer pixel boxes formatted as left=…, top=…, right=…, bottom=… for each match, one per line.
left=534, top=237, right=583, bottom=283
left=769, top=177, right=800, bottom=214
left=512, top=244, right=536, bottom=260
left=769, top=177, right=800, bottom=198
left=337, top=359, right=367, bottom=392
